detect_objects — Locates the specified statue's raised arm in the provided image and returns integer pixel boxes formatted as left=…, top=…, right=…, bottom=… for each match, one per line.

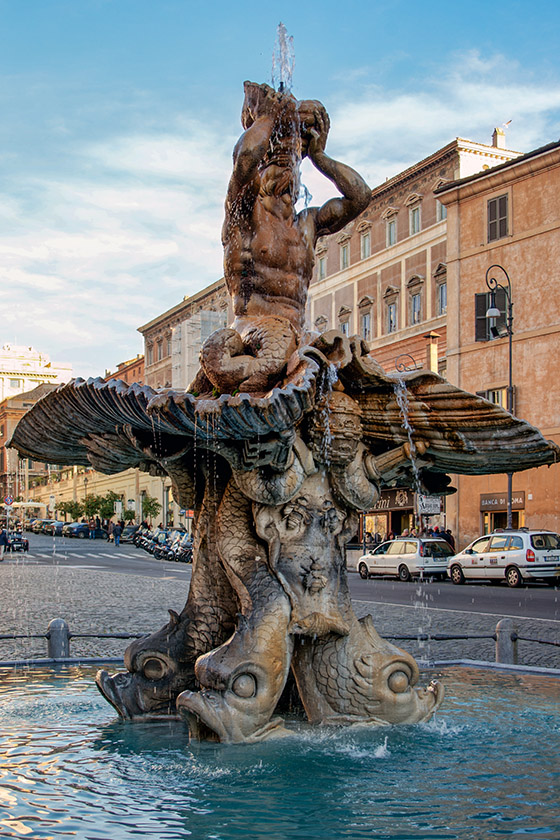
left=297, top=99, right=371, bottom=239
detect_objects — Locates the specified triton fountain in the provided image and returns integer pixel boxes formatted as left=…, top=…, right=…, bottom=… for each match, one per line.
left=10, top=79, right=558, bottom=745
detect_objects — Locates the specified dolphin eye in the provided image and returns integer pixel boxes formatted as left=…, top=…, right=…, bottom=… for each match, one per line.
left=388, top=670, right=410, bottom=694
left=232, top=674, right=256, bottom=698
left=142, top=657, right=169, bottom=681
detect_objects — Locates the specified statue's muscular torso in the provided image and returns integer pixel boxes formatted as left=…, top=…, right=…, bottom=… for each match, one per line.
left=223, top=165, right=316, bottom=333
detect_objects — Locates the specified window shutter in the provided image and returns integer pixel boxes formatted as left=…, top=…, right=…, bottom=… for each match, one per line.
left=475, top=293, right=489, bottom=341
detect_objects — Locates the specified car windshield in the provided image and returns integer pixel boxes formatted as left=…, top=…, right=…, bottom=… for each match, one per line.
left=530, top=533, right=560, bottom=550
left=423, top=540, right=454, bottom=557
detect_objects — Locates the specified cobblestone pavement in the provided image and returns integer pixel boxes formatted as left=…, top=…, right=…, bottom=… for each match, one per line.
left=1, top=566, right=559, bottom=668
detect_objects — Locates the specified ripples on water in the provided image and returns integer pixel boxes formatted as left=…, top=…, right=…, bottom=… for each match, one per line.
left=0, top=666, right=559, bottom=839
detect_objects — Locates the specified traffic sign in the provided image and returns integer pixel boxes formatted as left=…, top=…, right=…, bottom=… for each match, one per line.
left=4, top=495, right=14, bottom=506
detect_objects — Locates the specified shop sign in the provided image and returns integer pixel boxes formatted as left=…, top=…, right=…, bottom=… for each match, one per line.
left=417, top=495, right=442, bottom=515
left=480, top=491, right=525, bottom=511
left=373, top=488, right=413, bottom=511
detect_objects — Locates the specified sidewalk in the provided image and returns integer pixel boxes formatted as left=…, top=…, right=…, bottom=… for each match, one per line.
left=1, top=566, right=559, bottom=668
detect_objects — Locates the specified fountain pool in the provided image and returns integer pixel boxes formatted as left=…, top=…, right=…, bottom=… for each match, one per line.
left=1, top=665, right=558, bottom=839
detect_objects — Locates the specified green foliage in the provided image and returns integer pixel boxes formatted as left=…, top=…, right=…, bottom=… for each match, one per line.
left=97, top=491, right=123, bottom=521
left=142, top=493, right=162, bottom=521
left=123, top=508, right=136, bottom=523
left=56, top=499, right=84, bottom=521
left=83, top=494, right=102, bottom=518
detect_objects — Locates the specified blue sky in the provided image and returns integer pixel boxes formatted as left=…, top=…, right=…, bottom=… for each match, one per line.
left=1, top=0, right=560, bottom=378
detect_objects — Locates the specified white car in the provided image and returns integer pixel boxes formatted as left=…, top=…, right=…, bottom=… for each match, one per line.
left=448, top=529, right=560, bottom=587
left=355, top=538, right=454, bottom=582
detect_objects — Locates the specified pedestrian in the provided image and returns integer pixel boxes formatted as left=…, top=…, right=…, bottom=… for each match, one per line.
left=0, top=527, right=8, bottom=561
left=108, top=521, right=114, bottom=542
left=401, top=528, right=409, bottom=538
left=89, top=518, right=96, bottom=539
left=387, top=531, right=395, bottom=541
left=113, top=522, right=122, bottom=548
left=443, top=528, right=456, bottom=551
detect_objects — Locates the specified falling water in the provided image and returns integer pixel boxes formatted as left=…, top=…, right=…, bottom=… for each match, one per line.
left=392, top=375, right=434, bottom=660
left=271, top=22, right=295, bottom=92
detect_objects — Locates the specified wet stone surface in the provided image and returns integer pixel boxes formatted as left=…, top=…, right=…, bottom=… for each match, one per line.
left=0, top=566, right=558, bottom=669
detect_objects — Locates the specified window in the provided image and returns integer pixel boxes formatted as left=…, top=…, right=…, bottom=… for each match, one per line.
left=340, top=243, right=349, bottom=270
left=436, top=200, right=447, bottom=221
left=361, top=311, right=371, bottom=340
left=146, top=344, right=153, bottom=365
left=475, top=289, right=506, bottom=341
left=9, top=378, right=22, bottom=388
left=476, top=387, right=508, bottom=408
left=360, top=231, right=371, bottom=259
left=387, top=302, right=397, bottom=333
left=411, top=293, right=421, bottom=325
left=437, top=281, right=447, bottom=315
left=488, top=194, right=508, bottom=242
left=339, top=320, right=349, bottom=336
left=166, top=336, right=172, bottom=356
left=386, top=219, right=396, bottom=247
left=409, top=206, right=421, bottom=235
left=157, top=341, right=163, bottom=362
left=318, top=256, right=326, bottom=280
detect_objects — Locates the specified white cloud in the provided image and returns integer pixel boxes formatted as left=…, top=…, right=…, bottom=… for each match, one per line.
left=3, top=49, right=560, bottom=378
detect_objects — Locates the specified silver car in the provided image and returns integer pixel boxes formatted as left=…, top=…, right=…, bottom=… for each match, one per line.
left=356, top=538, right=454, bottom=581
left=448, top=529, right=560, bottom=587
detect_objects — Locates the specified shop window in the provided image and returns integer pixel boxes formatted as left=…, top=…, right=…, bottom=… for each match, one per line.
left=488, top=194, right=508, bottom=242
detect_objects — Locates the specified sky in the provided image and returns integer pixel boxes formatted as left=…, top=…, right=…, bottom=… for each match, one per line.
left=1, top=0, right=560, bottom=379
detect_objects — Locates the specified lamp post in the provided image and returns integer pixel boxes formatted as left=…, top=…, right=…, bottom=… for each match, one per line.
left=485, top=264, right=514, bottom=528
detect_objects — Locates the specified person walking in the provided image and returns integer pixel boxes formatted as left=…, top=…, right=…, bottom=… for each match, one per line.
left=113, top=522, right=122, bottom=548
left=0, top=527, right=8, bottom=560
left=443, top=528, right=456, bottom=551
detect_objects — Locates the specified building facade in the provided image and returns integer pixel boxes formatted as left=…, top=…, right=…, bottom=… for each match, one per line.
left=437, top=140, right=560, bottom=547
left=0, top=343, right=72, bottom=401
left=308, top=133, right=521, bottom=539
left=104, top=354, right=145, bottom=386
left=0, top=383, right=59, bottom=499
left=138, top=279, right=229, bottom=389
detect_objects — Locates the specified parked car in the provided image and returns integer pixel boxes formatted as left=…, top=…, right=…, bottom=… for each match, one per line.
left=62, top=522, right=108, bottom=540
left=6, top=532, right=29, bottom=552
left=448, top=529, right=560, bottom=587
left=31, top=519, right=54, bottom=534
left=48, top=520, right=66, bottom=536
left=355, top=537, right=455, bottom=581
left=120, top=524, right=140, bottom=543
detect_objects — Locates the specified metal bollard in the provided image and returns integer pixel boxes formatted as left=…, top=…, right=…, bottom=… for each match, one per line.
left=495, top=618, right=517, bottom=664
left=47, top=618, right=70, bottom=659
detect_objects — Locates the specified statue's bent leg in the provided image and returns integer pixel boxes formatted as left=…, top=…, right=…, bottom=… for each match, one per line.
left=177, top=481, right=293, bottom=743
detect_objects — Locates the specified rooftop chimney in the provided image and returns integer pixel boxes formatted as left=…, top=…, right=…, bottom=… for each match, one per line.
left=492, top=127, right=506, bottom=149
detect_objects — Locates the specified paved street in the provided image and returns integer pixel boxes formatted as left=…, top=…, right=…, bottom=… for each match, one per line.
left=1, top=533, right=559, bottom=668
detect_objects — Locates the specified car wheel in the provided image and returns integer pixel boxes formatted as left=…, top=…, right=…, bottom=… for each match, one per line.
left=358, top=563, right=369, bottom=580
left=506, top=566, right=522, bottom=588
left=398, top=564, right=411, bottom=582
left=78, top=532, right=86, bottom=539
left=450, top=564, right=465, bottom=585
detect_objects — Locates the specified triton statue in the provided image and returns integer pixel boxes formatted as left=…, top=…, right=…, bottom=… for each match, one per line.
left=10, top=82, right=558, bottom=743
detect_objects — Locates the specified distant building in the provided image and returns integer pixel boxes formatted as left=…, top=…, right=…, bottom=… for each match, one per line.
left=0, top=343, right=72, bottom=401
left=0, top=383, right=59, bottom=499
left=436, top=139, right=560, bottom=545
left=138, top=279, right=229, bottom=389
left=104, top=354, right=145, bottom=386
left=307, top=132, right=521, bottom=538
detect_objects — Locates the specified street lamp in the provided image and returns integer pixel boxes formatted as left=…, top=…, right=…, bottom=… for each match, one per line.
left=485, top=264, right=514, bottom=528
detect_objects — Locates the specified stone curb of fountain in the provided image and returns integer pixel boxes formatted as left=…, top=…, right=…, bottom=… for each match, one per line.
left=0, top=568, right=558, bottom=669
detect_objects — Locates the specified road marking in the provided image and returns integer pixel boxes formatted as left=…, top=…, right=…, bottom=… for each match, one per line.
left=36, top=553, right=55, bottom=558
left=354, top=597, right=560, bottom=625
left=100, top=553, right=117, bottom=558
left=63, top=564, right=105, bottom=569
